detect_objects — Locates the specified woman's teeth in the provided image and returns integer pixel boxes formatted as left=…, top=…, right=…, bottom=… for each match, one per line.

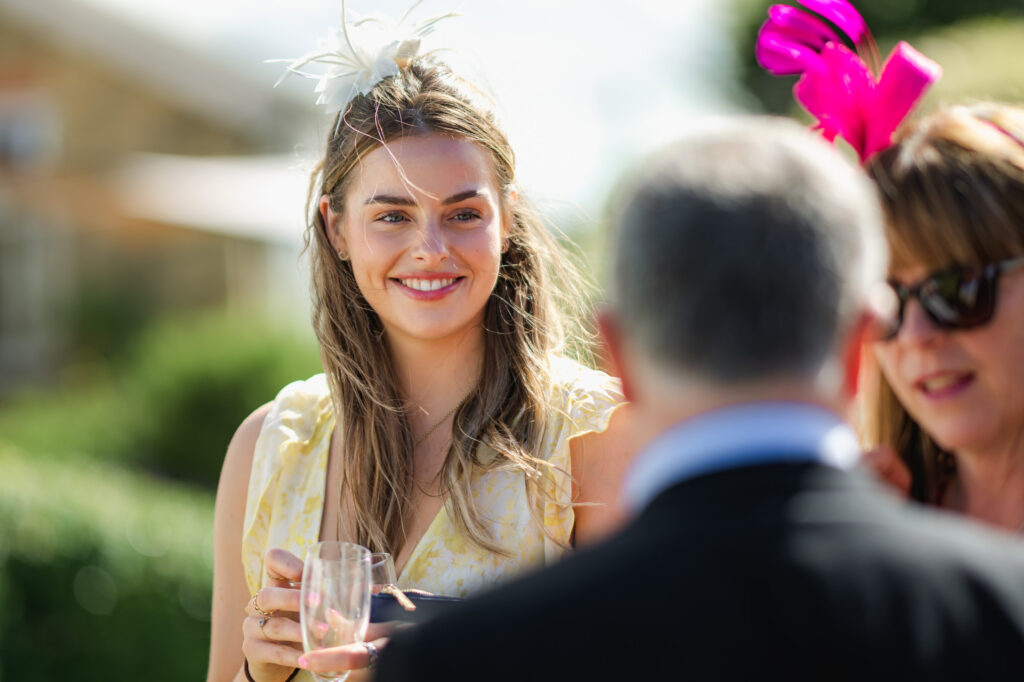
left=401, top=278, right=455, bottom=291
left=919, top=373, right=969, bottom=393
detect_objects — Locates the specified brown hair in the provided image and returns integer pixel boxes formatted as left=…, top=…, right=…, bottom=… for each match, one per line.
left=305, top=55, right=592, bottom=554
left=864, top=102, right=1024, bottom=502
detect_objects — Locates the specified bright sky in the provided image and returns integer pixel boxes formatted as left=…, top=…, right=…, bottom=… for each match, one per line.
left=75, top=0, right=740, bottom=220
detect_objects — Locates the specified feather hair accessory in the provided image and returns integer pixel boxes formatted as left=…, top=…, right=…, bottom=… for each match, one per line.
left=269, top=0, right=458, bottom=113
left=755, top=0, right=941, bottom=163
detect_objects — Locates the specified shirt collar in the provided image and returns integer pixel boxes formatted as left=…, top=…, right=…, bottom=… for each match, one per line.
left=621, top=402, right=861, bottom=513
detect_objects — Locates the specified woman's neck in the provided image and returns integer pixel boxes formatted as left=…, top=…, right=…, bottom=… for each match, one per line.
left=950, top=442, right=1024, bottom=532
left=387, top=326, right=484, bottom=423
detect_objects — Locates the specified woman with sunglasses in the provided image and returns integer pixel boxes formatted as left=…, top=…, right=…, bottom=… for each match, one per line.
left=863, top=102, right=1024, bottom=533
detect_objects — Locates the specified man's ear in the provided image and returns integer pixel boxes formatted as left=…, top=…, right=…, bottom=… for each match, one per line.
left=597, top=308, right=636, bottom=402
left=319, top=194, right=348, bottom=257
left=841, top=310, right=874, bottom=399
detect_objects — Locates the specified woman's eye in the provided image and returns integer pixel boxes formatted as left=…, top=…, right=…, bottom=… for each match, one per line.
left=451, top=209, right=481, bottom=223
left=377, top=212, right=408, bottom=224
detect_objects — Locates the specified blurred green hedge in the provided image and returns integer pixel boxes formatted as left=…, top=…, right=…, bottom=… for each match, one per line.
left=123, top=312, right=322, bottom=487
left=0, top=310, right=322, bottom=489
left=0, top=307, right=323, bottom=679
left=0, top=445, right=214, bottom=680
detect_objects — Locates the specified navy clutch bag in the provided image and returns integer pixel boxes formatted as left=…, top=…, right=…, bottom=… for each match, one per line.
left=370, top=592, right=464, bottom=624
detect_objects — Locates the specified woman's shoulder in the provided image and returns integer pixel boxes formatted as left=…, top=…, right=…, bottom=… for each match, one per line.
left=269, top=373, right=332, bottom=411
left=542, top=355, right=624, bottom=439
left=254, top=373, right=334, bottom=458
left=547, top=355, right=624, bottom=406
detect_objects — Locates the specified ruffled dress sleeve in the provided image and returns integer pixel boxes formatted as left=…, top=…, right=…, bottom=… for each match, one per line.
left=538, top=356, right=625, bottom=563
left=241, top=374, right=335, bottom=595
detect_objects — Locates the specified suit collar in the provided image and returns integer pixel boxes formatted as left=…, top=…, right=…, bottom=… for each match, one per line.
left=631, top=461, right=898, bottom=536
left=622, top=402, right=861, bottom=513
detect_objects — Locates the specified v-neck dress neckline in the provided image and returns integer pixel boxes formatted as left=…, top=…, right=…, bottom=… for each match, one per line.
left=241, top=358, right=624, bottom=599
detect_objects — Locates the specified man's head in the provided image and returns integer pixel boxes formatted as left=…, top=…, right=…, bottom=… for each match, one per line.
left=601, top=116, right=887, bottom=415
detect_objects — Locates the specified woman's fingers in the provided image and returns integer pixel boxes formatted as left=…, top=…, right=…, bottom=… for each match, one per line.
left=344, top=670, right=374, bottom=682
left=265, top=548, right=304, bottom=586
left=366, top=621, right=405, bottom=640
left=241, top=610, right=303, bottom=680
left=249, top=586, right=301, bottom=616
left=242, top=622, right=303, bottom=669
left=298, top=637, right=388, bottom=674
left=862, top=445, right=912, bottom=496
left=244, top=613, right=303, bottom=644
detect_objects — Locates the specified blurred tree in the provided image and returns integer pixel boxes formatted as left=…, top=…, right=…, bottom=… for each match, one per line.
left=123, top=311, right=322, bottom=488
left=66, top=279, right=152, bottom=370
left=731, top=0, right=1024, bottom=114
left=0, top=309, right=321, bottom=489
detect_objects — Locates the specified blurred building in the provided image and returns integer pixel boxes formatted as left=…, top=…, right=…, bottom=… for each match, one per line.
left=0, top=0, right=317, bottom=395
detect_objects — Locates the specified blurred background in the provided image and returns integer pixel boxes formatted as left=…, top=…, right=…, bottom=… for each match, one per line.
left=0, top=0, right=1022, bottom=678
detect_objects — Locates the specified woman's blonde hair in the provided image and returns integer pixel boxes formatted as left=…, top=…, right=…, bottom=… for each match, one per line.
left=305, top=56, right=592, bottom=554
left=864, top=102, right=1024, bottom=502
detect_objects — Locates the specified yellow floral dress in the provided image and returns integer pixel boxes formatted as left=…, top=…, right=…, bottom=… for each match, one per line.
left=242, top=357, right=623, bottom=602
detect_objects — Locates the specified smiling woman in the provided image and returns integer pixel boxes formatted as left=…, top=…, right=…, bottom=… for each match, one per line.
left=864, top=102, right=1024, bottom=533
left=322, top=135, right=505, bottom=348
left=206, top=28, right=633, bottom=682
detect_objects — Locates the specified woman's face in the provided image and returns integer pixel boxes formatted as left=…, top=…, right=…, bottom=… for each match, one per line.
left=874, top=260, right=1024, bottom=456
left=324, top=133, right=506, bottom=348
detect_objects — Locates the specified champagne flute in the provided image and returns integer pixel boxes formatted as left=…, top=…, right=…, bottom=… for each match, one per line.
left=300, top=542, right=371, bottom=682
left=368, top=551, right=418, bottom=613
left=369, top=552, right=398, bottom=592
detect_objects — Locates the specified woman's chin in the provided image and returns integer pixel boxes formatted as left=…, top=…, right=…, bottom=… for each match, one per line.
left=924, top=423, right=999, bottom=457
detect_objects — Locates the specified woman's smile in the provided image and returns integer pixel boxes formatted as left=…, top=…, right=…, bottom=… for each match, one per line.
left=322, top=133, right=506, bottom=346
left=392, top=274, right=466, bottom=300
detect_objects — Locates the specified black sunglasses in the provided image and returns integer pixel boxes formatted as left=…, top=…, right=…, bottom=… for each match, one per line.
left=879, top=255, right=1024, bottom=341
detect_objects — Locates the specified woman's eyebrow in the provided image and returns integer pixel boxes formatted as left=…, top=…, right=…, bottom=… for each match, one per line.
left=364, top=194, right=416, bottom=206
left=364, top=188, right=490, bottom=206
left=443, top=189, right=488, bottom=205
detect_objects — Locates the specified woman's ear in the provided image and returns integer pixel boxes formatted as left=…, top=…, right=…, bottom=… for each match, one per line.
left=505, top=184, right=520, bottom=207
left=501, top=184, right=520, bottom=249
left=319, top=194, right=348, bottom=258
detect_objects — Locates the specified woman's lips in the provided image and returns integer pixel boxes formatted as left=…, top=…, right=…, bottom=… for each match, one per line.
left=914, top=371, right=975, bottom=399
left=391, top=275, right=464, bottom=301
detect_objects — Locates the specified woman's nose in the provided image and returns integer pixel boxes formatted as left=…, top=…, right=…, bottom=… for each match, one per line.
left=410, top=219, right=450, bottom=262
left=897, top=297, right=942, bottom=346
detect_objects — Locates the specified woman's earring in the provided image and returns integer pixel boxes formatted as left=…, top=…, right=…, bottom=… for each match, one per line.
left=501, top=238, right=510, bottom=254
left=337, top=250, right=349, bottom=261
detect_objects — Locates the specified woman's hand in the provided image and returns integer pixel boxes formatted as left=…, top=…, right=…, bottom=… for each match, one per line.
left=242, top=549, right=305, bottom=682
left=861, top=445, right=912, bottom=497
left=297, top=623, right=401, bottom=682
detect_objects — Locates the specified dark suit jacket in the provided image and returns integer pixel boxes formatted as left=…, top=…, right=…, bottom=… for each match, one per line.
left=376, top=462, right=1024, bottom=681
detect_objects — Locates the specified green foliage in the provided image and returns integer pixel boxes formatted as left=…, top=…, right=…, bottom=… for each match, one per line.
left=0, top=378, right=132, bottom=463
left=0, top=446, right=214, bottom=681
left=0, top=309, right=322, bottom=489
left=122, top=312, right=322, bottom=488
left=65, top=279, right=152, bottom=368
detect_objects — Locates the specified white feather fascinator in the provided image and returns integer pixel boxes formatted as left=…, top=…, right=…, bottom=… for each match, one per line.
left=269, top=0, right=458, bottom=113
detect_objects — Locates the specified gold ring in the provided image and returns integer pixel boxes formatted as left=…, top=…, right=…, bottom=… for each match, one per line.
left=250, top=593, right=273, bottom=617
left=258, top=616, right=270, bottom=636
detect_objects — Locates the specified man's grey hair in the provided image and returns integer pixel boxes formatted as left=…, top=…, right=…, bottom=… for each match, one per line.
left=608, top=116, right=887, bottom=386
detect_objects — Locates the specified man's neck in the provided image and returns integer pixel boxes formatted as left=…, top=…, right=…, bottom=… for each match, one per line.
left=631, top=380, right=844, bottom=454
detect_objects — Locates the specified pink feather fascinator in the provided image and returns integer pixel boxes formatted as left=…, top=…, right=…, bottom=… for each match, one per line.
left=755, top=0, right=941, bottom=162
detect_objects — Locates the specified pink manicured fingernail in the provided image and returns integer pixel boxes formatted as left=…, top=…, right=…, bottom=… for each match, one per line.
left=297, top=656, right=309, bottom=669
